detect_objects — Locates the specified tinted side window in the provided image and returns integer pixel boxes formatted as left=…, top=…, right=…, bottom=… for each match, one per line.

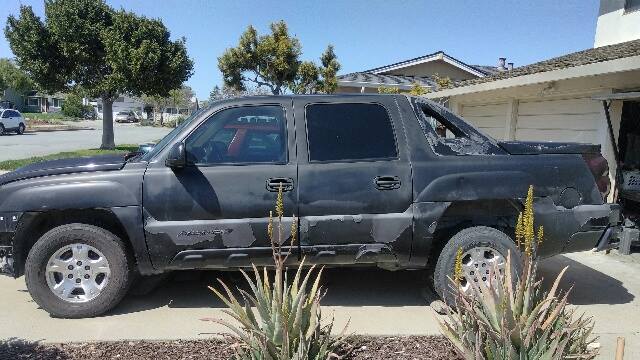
left=186, top=105, right=286, bottom=165
left=1, top=111, right=10, bottom=118
left=306, top=103, right=397, bottom=162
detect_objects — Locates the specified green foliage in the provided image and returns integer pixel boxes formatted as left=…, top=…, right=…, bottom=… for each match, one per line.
left=218, top=21, right=340, bottom=95
left=0, top=145, right=138, bottom=171
left=318, top=45, right=341, bottom=94
left=168, top=85, right=194, bottom=109
left=0, top=58, right=34, bottom=93
left=206, top=186, right=345, bottom=359
left=439, top=186, right=597, bottom=360
left=377, top=86, right=399, bottom=94
left=5, top=0, right=193, bottom=148
left=61, top=92, right=92, bottom=118
left=292, top=61, right=320, bottom=95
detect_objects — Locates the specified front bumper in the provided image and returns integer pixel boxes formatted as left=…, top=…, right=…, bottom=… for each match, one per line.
left=0, top=212, right=22, bottom=276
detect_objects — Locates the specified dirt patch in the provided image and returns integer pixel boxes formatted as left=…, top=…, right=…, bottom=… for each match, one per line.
left=0, top=336, right=462, bottom=360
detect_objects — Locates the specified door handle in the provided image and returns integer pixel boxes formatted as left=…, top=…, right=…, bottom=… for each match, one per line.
left=267, top=177, right=294, bottom=192
left=375, top=176, right=401, bottom=190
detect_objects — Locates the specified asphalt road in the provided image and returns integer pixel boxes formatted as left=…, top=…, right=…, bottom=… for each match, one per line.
left=0, top=121, right=171, bottom=162
left=0, top=251, right=638, bottom=359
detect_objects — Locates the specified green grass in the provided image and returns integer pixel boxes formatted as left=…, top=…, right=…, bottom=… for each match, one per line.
left=22, top=112, right=80, bottom=124
left=0, top=145, right=139, bottom=171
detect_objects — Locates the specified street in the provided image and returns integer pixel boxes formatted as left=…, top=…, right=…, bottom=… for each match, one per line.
left=0, top=251, right=638, bottom=359
left=0, top=122, right=171, bottom=162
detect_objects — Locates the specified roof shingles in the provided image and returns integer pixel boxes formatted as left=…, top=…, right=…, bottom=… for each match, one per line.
left=454, top=39, right=640, bottom=88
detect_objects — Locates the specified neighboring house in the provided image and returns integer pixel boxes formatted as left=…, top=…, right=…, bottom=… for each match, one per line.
left=22, top=91, right=65, bottom=113
left=337, top=51, right=501, bottom=93
left=92, top=95, right=144, bottom=120
left=0, top=88, right=24, bottom=111
left=423, top=0, right=640, bottom=200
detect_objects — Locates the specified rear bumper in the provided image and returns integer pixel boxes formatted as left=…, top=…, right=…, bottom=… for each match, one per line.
left=561, top=203, right=622, bottom=253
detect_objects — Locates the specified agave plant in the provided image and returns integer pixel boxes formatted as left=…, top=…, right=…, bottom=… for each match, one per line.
left=439, top=186, right=597, bottom=360
left=204, top=185, right=345, bottom=360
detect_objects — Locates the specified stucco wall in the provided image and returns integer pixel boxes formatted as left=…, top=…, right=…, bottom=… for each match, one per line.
left=594, top=0, right=640, bottom=47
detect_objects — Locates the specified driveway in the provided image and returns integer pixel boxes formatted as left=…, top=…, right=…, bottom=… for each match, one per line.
left=0, top=121, right=171, bottom=162
left=0, top=251, right=638, bottom=359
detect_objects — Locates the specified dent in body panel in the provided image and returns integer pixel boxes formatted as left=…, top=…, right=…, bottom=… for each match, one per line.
left=299, top=207, right=412, bottom=246
left=532, top=197, right=618, bottom=257
left=143, top=215, right=294, bottom=267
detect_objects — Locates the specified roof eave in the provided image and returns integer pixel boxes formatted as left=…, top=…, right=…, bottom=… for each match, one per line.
left=424, top=55, right=640, bottom=99
left=367, top=52, right=488, bottom=78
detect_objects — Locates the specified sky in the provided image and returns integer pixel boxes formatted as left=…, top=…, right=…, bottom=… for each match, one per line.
left=1, top=0, right=599, bottom=99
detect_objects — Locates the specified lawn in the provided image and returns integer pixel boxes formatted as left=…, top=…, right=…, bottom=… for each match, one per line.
left=22, top=112, right=81, bottom=125
left=0, top=145, right=139, bottom=171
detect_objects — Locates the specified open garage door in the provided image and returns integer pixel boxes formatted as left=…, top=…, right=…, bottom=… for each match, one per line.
left=460, top=102, right=507, bottom=140
left=516, top=98, right=601, bottom=143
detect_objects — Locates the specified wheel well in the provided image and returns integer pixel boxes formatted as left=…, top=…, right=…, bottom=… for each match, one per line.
left=12, top=209, right=133, bottom=277
left=427, top=199, right=520, bottom=269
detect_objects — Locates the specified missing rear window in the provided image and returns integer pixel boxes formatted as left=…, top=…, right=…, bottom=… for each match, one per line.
left=412, top=98, right=499, bottom=156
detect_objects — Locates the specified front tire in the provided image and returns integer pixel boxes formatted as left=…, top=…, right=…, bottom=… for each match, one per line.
left=25, top=224, right=131, bottom=318
left=0, top=124, right=5, bottom=136
left=433, top=226, right=522, bottom=305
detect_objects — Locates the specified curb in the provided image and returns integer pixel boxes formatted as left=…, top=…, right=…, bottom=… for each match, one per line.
left=26, top=126, right=94, bottom=133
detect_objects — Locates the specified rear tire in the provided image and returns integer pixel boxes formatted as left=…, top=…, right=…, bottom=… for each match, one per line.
left=17, top=123, right=25, bottom=135
left=25, top=224, right=131, bottom=318
left=433, top=226, right=522, bottom=305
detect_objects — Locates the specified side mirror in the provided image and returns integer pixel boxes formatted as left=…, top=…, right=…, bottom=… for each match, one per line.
left=165, top=142, right=187, bottom=169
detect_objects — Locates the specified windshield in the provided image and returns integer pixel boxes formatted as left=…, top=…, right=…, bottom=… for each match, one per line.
left=140, top=107, right=205, bottom=161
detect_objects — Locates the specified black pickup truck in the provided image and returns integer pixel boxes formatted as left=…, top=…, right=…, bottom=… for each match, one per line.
left=0, top=95, right=621, bottom=318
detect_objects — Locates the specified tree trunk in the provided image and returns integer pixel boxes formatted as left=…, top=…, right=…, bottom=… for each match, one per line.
left=101, top=97, right=115, bottom=150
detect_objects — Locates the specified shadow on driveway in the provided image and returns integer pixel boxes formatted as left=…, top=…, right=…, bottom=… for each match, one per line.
left=539, top=255, right=634, bottom=305
left=108, top=254, right=633, bottom=317
left=109, top=267, right=434, bottom=316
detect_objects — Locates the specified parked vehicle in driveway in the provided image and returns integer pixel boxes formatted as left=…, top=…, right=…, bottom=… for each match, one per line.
left=0, top=109, right=26, bottom=135
left=0, top=94, right=622, bottom=318
left=114, top=110, right=138, bottom=123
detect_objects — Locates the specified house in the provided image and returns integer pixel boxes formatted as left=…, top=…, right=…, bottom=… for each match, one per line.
left=336, top=51, right=500, bottom=93
left=0, top=88, right=24, bottom=111
left=423, top=0, right=640, bottom=201
left=92, top=95, right=145, bottom=120
left=23, top=91, right=66, bottom=113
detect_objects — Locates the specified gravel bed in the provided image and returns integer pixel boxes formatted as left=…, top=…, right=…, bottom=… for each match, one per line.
left=0, top=336, right=462, bottom=360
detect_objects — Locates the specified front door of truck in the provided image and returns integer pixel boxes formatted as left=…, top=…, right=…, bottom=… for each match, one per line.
left=142, top=99, right=298, bottom=269
left=293, top=97, right=413, bottom=266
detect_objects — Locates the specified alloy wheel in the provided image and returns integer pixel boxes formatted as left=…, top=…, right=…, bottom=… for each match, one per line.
left=458, top=246, right=506, bottom=293
left=45, top=243, right=111, bottom=303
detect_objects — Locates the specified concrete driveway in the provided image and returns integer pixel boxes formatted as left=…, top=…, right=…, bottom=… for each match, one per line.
left=0, top=121, right=171, bottom=162
left=0, top=251, right=638, bottom=359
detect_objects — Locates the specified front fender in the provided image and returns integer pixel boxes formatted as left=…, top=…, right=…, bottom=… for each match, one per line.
left=0, top=180, right=139, bottom=212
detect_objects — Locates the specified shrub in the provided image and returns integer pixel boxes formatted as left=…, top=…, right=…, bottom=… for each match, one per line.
left=61, top=93, right=92, bottom=119
left=439, top=186, right=597, bottom=360
left=204, top=186, right=345, bottom=360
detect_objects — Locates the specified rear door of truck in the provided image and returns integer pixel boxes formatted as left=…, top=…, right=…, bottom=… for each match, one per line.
left=293, top=95, right=413, bottom=266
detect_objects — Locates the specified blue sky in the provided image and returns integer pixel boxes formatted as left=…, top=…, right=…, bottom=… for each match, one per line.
left=1, top=0, right=599, bottom=99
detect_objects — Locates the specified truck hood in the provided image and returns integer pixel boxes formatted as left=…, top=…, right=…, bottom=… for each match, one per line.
left=0, top=154, right=127, bottom=186
left=497, top=141, right=601, bottom=155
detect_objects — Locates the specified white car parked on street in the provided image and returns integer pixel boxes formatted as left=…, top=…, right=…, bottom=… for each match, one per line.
left=0, top=109, right=26, bottom=135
